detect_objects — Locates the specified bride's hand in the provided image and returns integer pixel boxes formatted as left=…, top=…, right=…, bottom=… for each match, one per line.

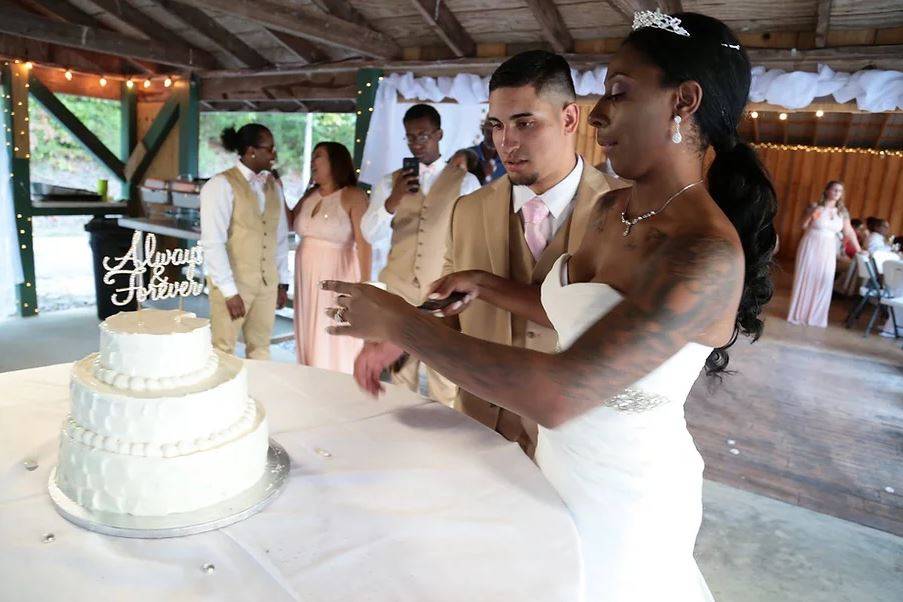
left=426, top=270, right=487, bottom=317
left=321, top=281, right=414, bottom=341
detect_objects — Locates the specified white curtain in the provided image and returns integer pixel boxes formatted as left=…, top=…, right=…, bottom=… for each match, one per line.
left=360, top=63, right=903, bottom=184
left=0, top=116, right=24, bottom=318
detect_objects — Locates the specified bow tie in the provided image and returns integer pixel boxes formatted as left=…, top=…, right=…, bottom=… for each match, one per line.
left=249, top=171, right=269, bottom=187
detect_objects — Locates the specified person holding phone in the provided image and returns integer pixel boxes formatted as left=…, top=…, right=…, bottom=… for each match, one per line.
left=360, top=104, right=481, bottom=405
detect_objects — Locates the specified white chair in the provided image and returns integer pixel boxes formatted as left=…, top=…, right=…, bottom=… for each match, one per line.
left=872, top=250, right=899, bottom=275
left=878, top=260, right=903, bottom=342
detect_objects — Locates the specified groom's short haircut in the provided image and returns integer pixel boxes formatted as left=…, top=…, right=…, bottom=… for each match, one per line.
left=489, top=50, right=576, bottom=104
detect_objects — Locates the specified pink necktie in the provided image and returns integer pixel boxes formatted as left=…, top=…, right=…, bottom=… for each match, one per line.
left=522, top=197, right=550, bottom=261
left=250, top=172, right=268, bottom=187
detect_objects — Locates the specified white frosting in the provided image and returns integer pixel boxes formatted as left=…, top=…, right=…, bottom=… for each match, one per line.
left=70, top=350, right=247, bottom=444
left=99, top=309, right=211, bottom=379
left=56, top=401, right=268, bottom=516
left=91, top=353, right=219, bottom=391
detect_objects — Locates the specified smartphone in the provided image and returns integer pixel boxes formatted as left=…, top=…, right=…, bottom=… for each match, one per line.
left=417, top=291, right=468, bottom=312
left=402, top=157, right=420, bottom=193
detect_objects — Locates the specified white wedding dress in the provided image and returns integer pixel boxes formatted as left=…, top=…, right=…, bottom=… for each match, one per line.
left=537, top=254, right=716, bottom=602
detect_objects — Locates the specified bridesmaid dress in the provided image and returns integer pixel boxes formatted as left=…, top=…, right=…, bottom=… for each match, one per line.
left=293, top=188, right=363, bottom=372
left=787, top=206, right=844, bottom=328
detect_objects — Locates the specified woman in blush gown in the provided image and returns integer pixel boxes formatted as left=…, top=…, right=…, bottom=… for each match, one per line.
left=291, top=142, right=370, bottom=372
left=322, top=12, right=778, bottom=601
left=787, top=181, right=861, bottom=328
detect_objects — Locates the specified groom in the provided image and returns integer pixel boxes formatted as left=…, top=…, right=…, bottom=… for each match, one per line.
left=355, top=50, right=627, bottom=452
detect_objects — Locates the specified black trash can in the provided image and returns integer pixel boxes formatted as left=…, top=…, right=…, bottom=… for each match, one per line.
left=85, top=217, right=139, bottom=320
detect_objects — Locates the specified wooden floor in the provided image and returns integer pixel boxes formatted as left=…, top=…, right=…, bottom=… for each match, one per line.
left=685, top=259, right=903, bottom=536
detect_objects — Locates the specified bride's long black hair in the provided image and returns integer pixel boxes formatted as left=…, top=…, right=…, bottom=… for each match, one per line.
left=625, top=13, right=778, bottom=375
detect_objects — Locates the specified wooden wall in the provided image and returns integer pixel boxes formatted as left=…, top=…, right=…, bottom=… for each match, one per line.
left=137, top=100, right=179, bottom=181
left=759, top=146, right=903, bottom=260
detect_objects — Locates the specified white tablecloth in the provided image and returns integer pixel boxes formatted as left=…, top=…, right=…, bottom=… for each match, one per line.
left=0, top=361, right=580, bottom=601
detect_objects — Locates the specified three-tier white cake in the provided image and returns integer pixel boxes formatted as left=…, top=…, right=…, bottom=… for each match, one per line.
left=55, top=309, right=269, bottom=516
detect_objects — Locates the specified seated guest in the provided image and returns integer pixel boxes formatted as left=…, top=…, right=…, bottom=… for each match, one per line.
left=844, top=218, right=866, bottom=258
left=291, top=142, right=371, bottom=373
left=865, top=217, right=892, bottom=253
left=466, top=132, right=506, bottom=183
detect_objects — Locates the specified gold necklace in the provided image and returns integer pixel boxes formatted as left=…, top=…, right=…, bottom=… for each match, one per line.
left=620, top=180, right=703, bottom=237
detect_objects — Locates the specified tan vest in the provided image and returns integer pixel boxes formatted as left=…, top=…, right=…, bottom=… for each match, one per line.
left=379, top=165, right=466, bottom=304
left=221, top=166, right=281, bottom=291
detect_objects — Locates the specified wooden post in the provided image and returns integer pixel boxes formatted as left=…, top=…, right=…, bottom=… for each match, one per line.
left=177, top=75, right=200, bottom=181
left=121, top=80, right=137, bottom=208
left=352, top=67, right=382, bottom=191
left=2, top=62, right=37, bottom=316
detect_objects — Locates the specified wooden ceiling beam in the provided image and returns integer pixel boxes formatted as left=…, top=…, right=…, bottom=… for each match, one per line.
left=308, top=0, right=369, bottom=28
left=18, top=0, right=159, bottom=73
left=265, top=29, right=327, bottom=64
left=153, top=0, right=271, bottom=69
left=605, top=1, right=683, bottom=22
left=191, top=0, right=401, bottom=59
left=201, top=75, right=356, bottom=101
left=524, top=0, right=574, bottom=53
left=409, top=0, right=476, bottom=58
left=0, top=5, right=217, bottom=68
left=815, top=0, right=833, bottom=48
left=86, top=0, right=220, bottom=68
left=875, top=113, right=891, bottom=148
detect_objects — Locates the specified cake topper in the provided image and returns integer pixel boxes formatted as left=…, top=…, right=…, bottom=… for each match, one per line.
left=102, top=232, right=204, bottom=307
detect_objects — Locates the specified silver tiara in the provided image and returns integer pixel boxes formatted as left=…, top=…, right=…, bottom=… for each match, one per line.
left=632, top=9, right=689, bottom=37
left=632, top=9, right=742, bottom=50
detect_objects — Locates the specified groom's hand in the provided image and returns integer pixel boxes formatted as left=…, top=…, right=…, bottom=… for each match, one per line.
left=426, top=270, right=485, bottom=317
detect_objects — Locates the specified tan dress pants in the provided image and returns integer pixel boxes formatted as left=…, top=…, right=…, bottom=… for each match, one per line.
left=209, top=279, right=277, bottom=360
left=391, top=357, right=458, bottom=407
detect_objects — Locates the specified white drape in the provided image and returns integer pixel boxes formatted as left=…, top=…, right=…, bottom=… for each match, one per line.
left=0, top=115, right=24, bottom=318
left=360, top=64, right=903, bottom=184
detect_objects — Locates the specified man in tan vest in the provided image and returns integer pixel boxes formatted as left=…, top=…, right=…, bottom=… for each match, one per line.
left=200, top=123, right=290, bottom=359
left=354, top=51, right=627, bottom=452
left=360, top=104, right=481, bottom=404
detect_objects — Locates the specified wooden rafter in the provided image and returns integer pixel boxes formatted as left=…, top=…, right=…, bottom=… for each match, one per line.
left=815, top=0, right=833, bottom=48
left=309, top=0, right=370, bottom=28
left=191, top=0, right=401, bottom=59
left=875, top=113, right=891, bottom=148
left=605, top=1, right=683, bottom=21
left=20, top=0, right=158, bottom=73
left=0, top=6, right=217, bottom=68
left=154, top=0, right=271, bottom=69
left=524, top=0, right=574, bottom=53
left=201, top=74, right=356, bottom=101
left=842, top=113, right=855, bottom=147
left=409, top=0, right=476, bottom=58
left=87, top=0, right=220, bottom=68
left=265, top=29, right=327, bottom=64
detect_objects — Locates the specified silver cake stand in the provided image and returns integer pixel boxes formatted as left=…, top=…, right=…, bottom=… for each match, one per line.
left=47, top=439, right=290, bottom=539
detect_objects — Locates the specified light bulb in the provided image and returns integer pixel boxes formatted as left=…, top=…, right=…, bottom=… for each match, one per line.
left=164, top=77, right=172, bottom=88
left=64, top=69, right=73, bottom=81
left=750, top=111, right=758, bottom=119
left=99, top=77, right=107, bottom=87
left=143, top=79, right=151, bottom=89
left=24, top=61, right=33, bottom=70
left=815, top=109, right=824, bottom=118
left=126, top=79, right=134, bottom=89
left=778, top=113, right=788, bottom=121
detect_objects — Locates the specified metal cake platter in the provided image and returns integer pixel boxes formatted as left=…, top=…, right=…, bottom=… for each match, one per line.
left=47, top=439, right=290, bottom=539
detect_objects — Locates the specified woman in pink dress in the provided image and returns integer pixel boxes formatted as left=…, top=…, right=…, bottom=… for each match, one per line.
left=291, top=142, right=371, bottom=371
left=787, top=180, right=861, bottom=327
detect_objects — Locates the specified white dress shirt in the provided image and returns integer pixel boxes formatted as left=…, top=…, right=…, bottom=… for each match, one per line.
left=512, top=155, right=584, bottom=242
left=361, top=157, right=482, bottom=245
left=866, top=231, right=891, bottom=254
left=199, top=160, right=290, bottom=299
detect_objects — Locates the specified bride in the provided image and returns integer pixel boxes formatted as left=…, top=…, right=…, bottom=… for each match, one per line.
left=323, top=11, right=777, bottom=601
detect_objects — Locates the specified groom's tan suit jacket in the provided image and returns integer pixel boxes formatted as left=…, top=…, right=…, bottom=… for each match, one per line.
left=441, top=160, right=628, bottom=447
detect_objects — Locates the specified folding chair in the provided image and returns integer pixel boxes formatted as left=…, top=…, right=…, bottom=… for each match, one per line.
left=878, top=260, right=903, bottom=342
left=844, top=254, right=890, bottom=336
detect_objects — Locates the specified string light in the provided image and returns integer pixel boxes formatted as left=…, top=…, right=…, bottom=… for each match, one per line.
left=815, top=109, right=824, bottom=117
left=164, top=77, right=172, bottom=88
left=751, top=142, right=903, bottom=158
left=99, top=77, right=107, bottom=87
left=64, top=69, right=73, bottom=81
left=778, top=112, right=788, bottom=120
left=126, top=79, right=134, bottom=89
left=750, top=111, right=759, bottom=119
left=24, top=61, right=33, bottom=70
left=143, top=78, right=151, bottom=89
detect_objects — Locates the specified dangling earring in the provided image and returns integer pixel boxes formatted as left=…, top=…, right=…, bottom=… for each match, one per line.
left=671, top=115, right=682, bottom=144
